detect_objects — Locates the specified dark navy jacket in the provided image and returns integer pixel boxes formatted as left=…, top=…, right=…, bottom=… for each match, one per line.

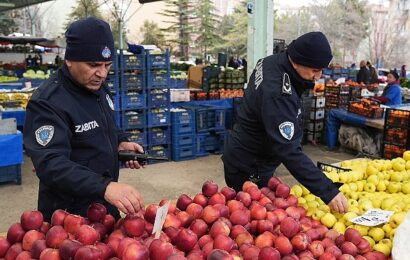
left=222, top=52, right=340, bottom=204
left=24, top=65, right=128, bottom=220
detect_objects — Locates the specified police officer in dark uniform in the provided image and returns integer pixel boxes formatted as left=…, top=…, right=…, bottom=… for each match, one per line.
left=222, top=32, right=348, bottom=213
left=23, top=17, right=144, bottom=221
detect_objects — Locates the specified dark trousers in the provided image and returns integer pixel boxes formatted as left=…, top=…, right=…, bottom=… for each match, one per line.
left=223, top=160, right=280, bottom=191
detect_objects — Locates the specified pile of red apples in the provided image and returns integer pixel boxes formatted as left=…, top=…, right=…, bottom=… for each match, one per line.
left=0, top=177, right=388, bottom=260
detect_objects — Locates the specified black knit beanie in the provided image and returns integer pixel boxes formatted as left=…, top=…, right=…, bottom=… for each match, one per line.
left=64, top=17, right=114, bottom=62
left=287, top=32, right=333, bottom=69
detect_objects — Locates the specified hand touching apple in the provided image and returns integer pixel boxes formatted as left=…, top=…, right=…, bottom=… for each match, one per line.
left=328, top=192, right=348, bottom=213
left=104, top=182, right=144, bottom=215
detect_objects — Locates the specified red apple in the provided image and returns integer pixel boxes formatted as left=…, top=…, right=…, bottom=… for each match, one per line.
left=22, top=230, right=45, bottom=251
left=242, top=245, right=260, bottom=259
left=229, top=210, right=250, bottom=226
left=0, top=236, right=11, bottom=258
left=73, top=245, right=102, bottom=260
left=51, top=209, right=69, bottom=226
left=101, top=214, right=115, bottom=233
left=259, top=197, right=273, bottom=207
left=250, top=203, right=267, bottom=220
left=220, top=187, right=236, bottom=201
left=213, top=204, right=229, bottom=219
left=286, top=195, right=298, bottom=206
left=20, top=210, right=44, bottom=231
left=189, top=219, right=208, bottom=238
left=209, top=220, right=230, bottom=238
left=39, top=248, right=61, bottom=260
left=235, top=232, right=253, bottom=247
left=273, top=197, right=290, bottom=209
left=255, top=220, right=273, bottom=234
left=258, top=246, right=280, bottom=260
left=116, top=238, right=138, bottom=259
left=318, top=252, right=336, bottom=260
left=193, top=194, right=208, bottom=208
left=202, top=180, right=218, bottom=197
left=64, top=214, right=86, bottom=235
left=5, top=242, right=23, bottom=260
left=90, top=222, right=107, bottom=240
left=267, top=176, right=282, bottom=191
left=40, top=222, right=51, bottom=234
left=15, top=251, right=31, bottom=260
left=198, top=234, right=213, bottom=248
left=207, top=249, right=233, bottom=260
left=74, top=225, right=100, bottom=245
left=7, top=223, right=25, bottom=244
left=175, top=228, right=198, bottom=253
left=227, top=200, right=245, bottom=213
left=46, top=225, right=69, bottom=248
left=208, top=193, right=226, bottom=206
left=321, top=237, right=335, bottom=248
left=247, top=187, right=262, bottom=201
left=144, top=204, right=158, bottom=224
left=340, top=241, right=357, bottom=256
left=308, top=240, right=324, bottom=258
left=230, top=225, right=247, bottom=239
left=324, top=229, right=339, bottom=241
left=159, top=200, right=177, bottom=214
left=265, top=212, right=279, bottom=226
left=177, top=211, right=194, bottom=228
left=337, top=254, right=355, bottom=260
left=123, top=216, right=145, bottom=238
left=187, top=250, right=204, bottom=259
left=87, top=203, right=107, bottom=223
left=291, top=232, right=311, bottom=251
left=254, top=232, right=275, bottom=248
left=95, top=242, right=113, bottom=259
left=363, top=251, right=388, bottom=260
left=30, top=239, right=47, bottom=259
left=280, top=217, right=300, bottom=238
left=325, top=245, right=342, bottom=258
left=357, top=238, right=371, bottom=254
left=122, top=241, right=148, bottom=260
left=59, top=239, right=82, bottom=260
left=275, top=183, right=290, bottom=198
left=213, top=234, right=234, bottom=252
left=235, top=192, right=251, bottom=207
left=149, top=239, right=174, bottom=260
left=344, top=228, right=362, bottom=246
left=177, top=194, right=193, bottom=211
left=274, top=235, right=293, bottom=256
left=201, top=206, right=220, bottom=224
left=163, top=214, right=182, bottom=229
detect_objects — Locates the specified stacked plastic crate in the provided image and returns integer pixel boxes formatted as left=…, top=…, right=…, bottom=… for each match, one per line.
left=118, top=52, right=148, bottom=149
left=382, top=108, right=410, bottom=159
left=106, top=53, right=121, bottom=127
left=171, top=108, right=196, bottom=161
left=146, top=50, right=171, bottom=160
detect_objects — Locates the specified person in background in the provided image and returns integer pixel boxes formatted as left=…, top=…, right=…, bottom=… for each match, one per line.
left=26, top=55, right=33, bottom=67
left=356, top=60, right=370, bottom=84
left=222, top=32, right=348, bottom=213
left=24, top=17, right=144, bottom=221
left=228, top=56, right=239, bottom=69
left=401, top=64, right=406, bottom=79
left=373, top=70, right=402, bottom=106
left=367, top=61, right=378, bottom=84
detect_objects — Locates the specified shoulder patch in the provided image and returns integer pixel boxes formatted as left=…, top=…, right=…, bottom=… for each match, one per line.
left=279, top=121, right=294, bottom=140
left=35, top=125, right=54, bottom=146
left=106, top=94, right=115, bottom=110
left=282, top=73, right=292, bottom=95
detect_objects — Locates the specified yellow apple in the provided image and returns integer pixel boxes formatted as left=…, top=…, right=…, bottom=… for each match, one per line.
left=403, top=150, right=410, bottom=161
left=387, top=182, right=401, bottom=193
left=363, top=235, right=375, bottom=247
left=368, top=227, right=385, bottom=242
left=376, top=181, right=387, bottom=192
left=304, top=194, right=316, bottom=202
left=356, top=181, right=364, bottom=191
left=320, top=213, right=337, bottom=228
left=364, top=183, right=376, bottom=193
left=379, top=238, right=392, bottom=249
left=390, top=211, right=407, bottom=228
left=359, top=200, right=373, bottom=213
left=382, top=223, right=393, bottom=235
left=372, top=198, right=382, bottom=208
left=301, top=185, right=310, bottom=195
left=307, top=200, right=320, bottom=209
left=373, top=242, right=391, bottom=256
left=406, top=160, right=410, bottom=170
left=318, top=204, right=330, bottom=212
left=298, top=197, right=306, bottom=204
left=312, top=210, right=325, bottom=220
left=402, top=182, right=410, bottom=194
left=347, top=192, right=358, bottom=200
left=367, top=175, right=380, bottom=185
left=381, top=198, right=396, bottom=210
left=349, top=183, right=358, bottom=192
left=353, top=224, right=369, bottom=236
left=390, top=172, right=403, bottom=182
left=291, top=185, right=303, bottom=197
left=343, top=212, right=358, bottom=225
left=367, top=165, right=379, bottom=176
left=332, top=221, right=346, bottom=234
left=392, top=159, right=406, bottom=172
left=348, top=199, right=358, bottom=207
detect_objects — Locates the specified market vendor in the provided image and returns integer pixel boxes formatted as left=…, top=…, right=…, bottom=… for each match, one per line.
left=23, top=17, right=144, bottom=221
left=222, top=32, right=348, bottom=213
left=372, top=70, right=402, bottom=106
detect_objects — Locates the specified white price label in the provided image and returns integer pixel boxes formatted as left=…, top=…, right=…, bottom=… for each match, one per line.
left=160, top=119, right=166, bottom=123
left=351, top=209, right=394, bottom=226
left=152, top=201, right=170, bottom=238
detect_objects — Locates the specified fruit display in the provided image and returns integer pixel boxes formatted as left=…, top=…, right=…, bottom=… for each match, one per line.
left=324, top=84, right=350, bottom=111
left=1, top=177, right=387, bottom=260
left=293, top=154, right=410, bottom=257
left=0, top=92, right=32, bottom=109
left=0, top=75, right=19, bottom=83
left=22, top=70, right=51, bottom=80
left=383, top=108, right=410, bottom=159
left=348, top=98, right=384, bottom=119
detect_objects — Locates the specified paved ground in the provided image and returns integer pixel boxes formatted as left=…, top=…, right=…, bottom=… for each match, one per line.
left=0, top=144, right=356, bottom=232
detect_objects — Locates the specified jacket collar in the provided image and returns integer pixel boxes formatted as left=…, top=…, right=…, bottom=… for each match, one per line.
left=280, top=52, right=315, bottom=97
left=60, top=64, right=102, bottom=97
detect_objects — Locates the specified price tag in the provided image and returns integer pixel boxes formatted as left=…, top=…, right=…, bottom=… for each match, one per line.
left=351, top=209, right=394, bottom=226
left=152, top=201, right=170, bottom=238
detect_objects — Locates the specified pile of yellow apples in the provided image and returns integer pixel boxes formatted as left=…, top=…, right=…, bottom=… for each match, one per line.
left=291, top=151, right=410, bottom=257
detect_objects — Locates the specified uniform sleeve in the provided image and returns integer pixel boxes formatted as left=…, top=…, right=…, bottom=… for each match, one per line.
left=260, top=92, right=340, bottom=204
left=23, top=99, right=111, bottom=199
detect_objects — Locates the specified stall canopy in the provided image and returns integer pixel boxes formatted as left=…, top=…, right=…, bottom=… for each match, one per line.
left=0, top=0, right=54, bottom=12
left=0, top=36, right=65, bottom=48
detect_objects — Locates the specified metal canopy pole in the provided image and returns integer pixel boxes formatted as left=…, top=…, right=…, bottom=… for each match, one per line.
left=246, top=0, right=274, bottom=80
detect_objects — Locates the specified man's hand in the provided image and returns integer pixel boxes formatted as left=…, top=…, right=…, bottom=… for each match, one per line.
left=118, top=142, right=144, bottom=169
left=104, top=182, right=143, bottom=215
left=328, top=192, right=348, bottom=213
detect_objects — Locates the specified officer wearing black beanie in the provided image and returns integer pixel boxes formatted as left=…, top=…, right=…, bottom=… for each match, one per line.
left=222, top=32, right=348, bottom=213
left=24, top=17, right=145, bottom=221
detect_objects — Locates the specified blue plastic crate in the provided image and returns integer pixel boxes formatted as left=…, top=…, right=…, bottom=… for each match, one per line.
left=147, top=144, right=170, bottom=161
left=148, top=89, right=170, bottom=108
left=147, top=127, right=171, bottom=145
left=172, top=122, right=195, bottom=135
left=0, top=132, right=23, bottom=167
left=112, top=95, right=121, bottom=111
left=121, top=91, right=147, bottom=110
left=106, top=74, right=119, bottom=93
left=195, top=133, right=210, bottom=157
left=127, top=129, right=147, bottom=146
left=121, top=110, right=146, bottom=129
left=322, top=68, right=332, bottom=75
left=171, top=109, right=195, bottom=125
left=181, top=105, right=212, bottom=132
left=172, top=134, right=195, bottom=147
left=121, top=73, right=145, bottom=91
left=0, top=164, right=21, bottom=185
left=213, top=106, right=227, bottom=131
left=170, top=79, right=187, bottom=89
left=146, top=50, right=170, bottom=70
left=120, top=54, right=146, bottom=70
left=147, top=109, right=170, bottom=127
left=147, top=70, right=170, bottom=89
left=115, top=111, right=121, bottom=128
left=172, top=146, right=195, bottom=161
